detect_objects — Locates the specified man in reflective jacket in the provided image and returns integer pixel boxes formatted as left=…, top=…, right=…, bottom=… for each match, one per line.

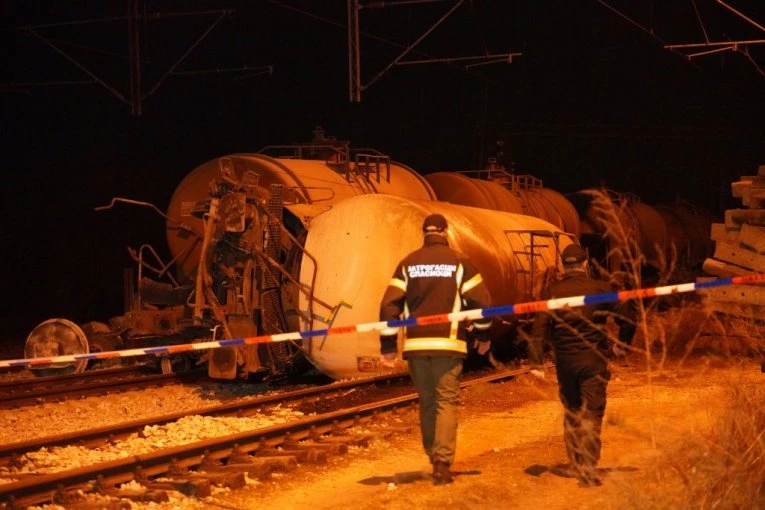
left=529, top=243, right=634, bottom=487
left=379, top=213, right=492, bottom=485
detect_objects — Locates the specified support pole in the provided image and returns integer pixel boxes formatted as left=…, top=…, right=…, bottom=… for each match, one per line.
left=348, top=0, right=361, bottom=103
left=127, top=0, right=142, bottom=115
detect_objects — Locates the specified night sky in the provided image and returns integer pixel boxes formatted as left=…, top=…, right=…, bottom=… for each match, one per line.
left=2, top=0, right=764, bottom=351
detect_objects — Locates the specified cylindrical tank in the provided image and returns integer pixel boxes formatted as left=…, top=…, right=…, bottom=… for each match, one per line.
left=424, top=172, right=579, bottom=236
left=628, top=201, right=668, bottom=268
left=166, top=154, right=437, bottom=282
left=573, top=189, right=639, bottom=273
left=425, top=173, right=520, bottom=213
left=574, top=189, right=669, bottom=271
left=655, top=202, right=714, bottom=268
left=298, top=194, right=574, bottom=379
left=537, top=188, right=580, bottom=237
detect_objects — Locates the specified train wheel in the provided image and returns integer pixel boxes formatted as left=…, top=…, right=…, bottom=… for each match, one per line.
left=25, top=318, right=89, bottom=377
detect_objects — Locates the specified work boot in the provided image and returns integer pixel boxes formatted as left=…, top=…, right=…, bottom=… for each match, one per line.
left=576, top=466, right=602, bottom=488
left=577, top=474, right=602, bottom=488
left=549, top=463, right=578, bottom=478
left=432, top=461, right=453, bottom=485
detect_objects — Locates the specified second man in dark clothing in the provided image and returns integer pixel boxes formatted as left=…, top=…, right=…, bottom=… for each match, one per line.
left=379, top=213, right=492, bottom=485
left=529, top=243, right=634, bottom=487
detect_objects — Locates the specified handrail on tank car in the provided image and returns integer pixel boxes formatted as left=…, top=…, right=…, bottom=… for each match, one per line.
left=353, top=152, right=391, bottom=184
left=292, top=186, right=336, bottom=203
left=128, top=244, right=182, bottom=310
left=257, top=143, right=350, bottom=162
left=254, top=203, right=337, bottom=333
left=127, top=244, right=189, bottom=288
left=454, top=168, right=494, bottom=180
left=504, top=229, right=578, bottom=301
left=251, top=149, right=355, bottom=199
left=245, top=154, right=314, bottom=205
left=512, top=174, right=543, bottom=190
left=257, top=143, right=352, bottom=181
left=345, top=163, right=378, bottom=193
left=96, top=197, right=203, bottom=310
left=456, top=167, right=545, bottom=191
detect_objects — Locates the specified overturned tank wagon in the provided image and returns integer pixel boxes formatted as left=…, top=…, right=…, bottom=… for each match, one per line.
left=23, top=131, right=578, bottom=380
left=298, top=194, right=574, bottom=379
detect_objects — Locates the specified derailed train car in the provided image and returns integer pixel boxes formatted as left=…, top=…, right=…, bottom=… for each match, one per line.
left=300, top=194, right=574, bottom=379
left=24, top=130, right=711, bottom=380
left=154, top=134, right=575, bottom=380
left=25, top=132, right=577, bottom=380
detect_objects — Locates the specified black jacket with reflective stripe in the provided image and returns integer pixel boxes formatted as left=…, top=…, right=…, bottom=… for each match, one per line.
left=379, top=235, right=491, bottom=358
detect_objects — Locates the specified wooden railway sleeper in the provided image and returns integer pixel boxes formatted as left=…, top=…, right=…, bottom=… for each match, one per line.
left=94, top=475, right=169, bottom=504
left=257, top=446, right=326, bottom=464
left=206, top=456, right=296, bottom=481
left=134, top=467, right=212, bottom=498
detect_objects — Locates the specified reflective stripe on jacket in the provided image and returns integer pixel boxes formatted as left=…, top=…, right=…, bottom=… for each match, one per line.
left=379, top=234, right=491, bottom=358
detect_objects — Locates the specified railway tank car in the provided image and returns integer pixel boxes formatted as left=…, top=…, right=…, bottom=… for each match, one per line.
left=425, top=166, right=581, bottom=238
left=298, top=194, right=574, bottom=379
left=23, top=130, right=578, bottom=380
left=417, top=160, right=711, bottom=285
left=160, top=137, right=573, bottom=380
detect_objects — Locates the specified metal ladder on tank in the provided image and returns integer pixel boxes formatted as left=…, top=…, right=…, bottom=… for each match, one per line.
left=505, top=230, right=577, bottom=301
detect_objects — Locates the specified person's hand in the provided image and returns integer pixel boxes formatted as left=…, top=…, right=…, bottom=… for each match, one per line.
left=380, top=353, right=398, bottom=368
left=529, top=368, right=546, bottom=381
left=475, top=340, right=491, bottom=356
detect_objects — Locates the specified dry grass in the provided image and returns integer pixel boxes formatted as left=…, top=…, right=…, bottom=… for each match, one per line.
left=625, top=303, right=764, bottom=366
left=581, top=189, right=764, bottom=361
left=628, top=385, right=765, bottom=510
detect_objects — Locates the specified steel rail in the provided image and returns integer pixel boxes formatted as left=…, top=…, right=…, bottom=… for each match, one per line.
left=0, top=368, right=204, bottom=410
left=0, top=372, right=410, bottom=459
left=0, top=366, right=147, bottom=393
left=0, top=366, right=530, bottom=507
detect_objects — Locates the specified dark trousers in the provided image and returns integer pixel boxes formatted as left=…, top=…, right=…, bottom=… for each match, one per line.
left=555, top=356, right=610, bottom=476
left=407, top=356, right=463, bottom=466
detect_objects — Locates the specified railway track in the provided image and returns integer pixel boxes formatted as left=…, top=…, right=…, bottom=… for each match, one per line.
left=0, top=366, right=205, bottom=410
left=0, top=366, right=532, bottom=508
left=0, top=371, right=412, bottom=462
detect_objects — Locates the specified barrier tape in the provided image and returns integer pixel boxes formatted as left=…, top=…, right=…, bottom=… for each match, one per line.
left=3, top=273, right=764, bottom=369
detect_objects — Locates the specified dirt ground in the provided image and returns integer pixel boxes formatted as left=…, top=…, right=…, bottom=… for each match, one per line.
left=209, top=356, right=764, bottom=510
